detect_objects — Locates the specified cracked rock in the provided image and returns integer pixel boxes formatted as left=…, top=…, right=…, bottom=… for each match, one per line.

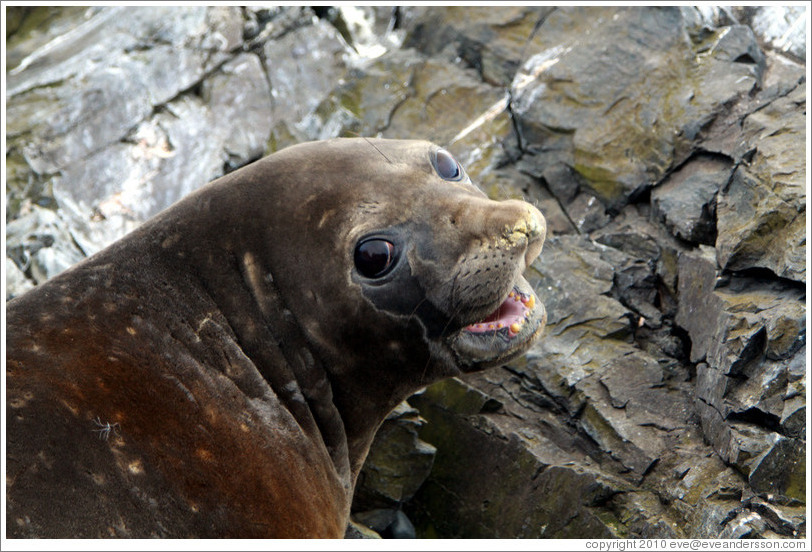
left=202, top=52, right=273, bottom=169
left=651, top=154, right=730, bottom=245
left=5, top=4, right=806, bottom=540
left=403, top=6, right=552, bottom=87
left=679, top=249, right=805, bottom=501
left=511, top=7, right=763, bottom=211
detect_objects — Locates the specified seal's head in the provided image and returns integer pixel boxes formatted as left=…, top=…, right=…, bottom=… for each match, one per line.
left=345, top=141, right=546, bottom=373
left=216, top=138, right=547, bottom=395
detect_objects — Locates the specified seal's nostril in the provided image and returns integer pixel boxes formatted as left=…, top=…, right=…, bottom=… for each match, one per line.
left=503, top=207, right=546, bottom=252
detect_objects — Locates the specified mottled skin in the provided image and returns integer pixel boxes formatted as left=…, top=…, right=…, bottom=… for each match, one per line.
left=6, top=138, right=546, bottom=538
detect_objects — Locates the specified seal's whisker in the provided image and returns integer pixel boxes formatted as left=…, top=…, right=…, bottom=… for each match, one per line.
left=404, top=296, right=436, bottom=385
left=439, top=305, right=463, bottom=340
left=419, top=356, right=433, bottom=385
left=362, top=136, right=393, bottom=164
left=405, top=296, right=430, bottom=329
left=419, top=304, right=464, bottom=385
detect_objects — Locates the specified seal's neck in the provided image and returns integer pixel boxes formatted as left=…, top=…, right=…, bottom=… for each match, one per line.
left=225, top=252, right=430, bottom=490
left=193, top=248, right=410, bottom=493
left=330, top=375, right=411, bottom=479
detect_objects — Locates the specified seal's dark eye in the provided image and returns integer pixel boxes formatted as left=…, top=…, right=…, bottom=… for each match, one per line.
left=354, top=239, right=396, bottom=278
left=432, top=149, right=463, bottom=181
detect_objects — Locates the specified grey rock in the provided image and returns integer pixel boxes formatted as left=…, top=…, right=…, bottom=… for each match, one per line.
left=353, top=402, right=436, bottom=509
left=6, top=6, right=312, bottom=260
left=353, top=509, right=416, bottom=539
left=709, top=24, right=766, bottom=67
left=18, top=66, right=155, bottom=176
left=781, top=353, right=806, bottom=439
left=201, top=52, right=273, bottom=169
left=6, top=6, right=272, bottom=259
left=301, top=48, right=422, bottom=141
left=747, top=435, right=805, bottom=500
left=716, top=161, right=806, bottom=283
left=8, top=7, right=239, bottom=175
left=706, top=58, right=805, bottom=283
left=5, top=257, right=35, bottom=300
left=750, top=498, right=806, bottom=537
left=711, top=279, right=805, bottom=374
left=539, top=162, right=581, bottom=205
left=610, top=252, right=662, bottom=328
left=675, top=246, right=721, bottom=363
left=679, top=248, right=805, bottom=501
left=300, top=45, right=514, bottom=181
left=512, top=7, right=763, bottom=211
left=611, top=492, right=681, bottom=539
left=529, top=235, right=632, bottom=342
left=592, top=207, right=681, bottom=283
left=718, top=510, right=768, bottom=539
left=781, top=395, right=806, bottom=439
left=264, top=15, right=351, bottom=130
left=698, top=50, right=805, bottom=162
left=724, top=422, right=781, bottom=475
left=409, top=377, right=625, bottom=538
left=741, top=6, right=807, bottom=60
left=651, top=154, right=731, bottom=245
left=5, top=205, right=87, bottom=285
left=566, top=192, right=611, bottom=234
left=404, top=6, right=552, bottom=86
left=5, top=7, right=95, bottom=73
left=329, top=6, right=406, bottom=56
left=344, top=520, right=381, bottom=539
left=382, top=55, right=507, bottom=149
left=46, top=93, right=229, bottom=251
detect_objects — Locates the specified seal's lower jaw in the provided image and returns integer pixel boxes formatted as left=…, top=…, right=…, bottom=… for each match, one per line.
left=450, top=277, right=546, bottom=371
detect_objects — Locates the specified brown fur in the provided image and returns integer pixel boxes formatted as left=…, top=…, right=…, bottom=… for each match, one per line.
left=6, top=138, right=546, bottom=537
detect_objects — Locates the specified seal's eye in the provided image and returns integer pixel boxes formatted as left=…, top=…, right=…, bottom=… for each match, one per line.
left=354, top=239, right=396, bottom=278
left=432, top=148, right=463, bottom=181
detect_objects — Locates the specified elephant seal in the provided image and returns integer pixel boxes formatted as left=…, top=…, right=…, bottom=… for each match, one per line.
left=6, top=138, right=546, bottom=538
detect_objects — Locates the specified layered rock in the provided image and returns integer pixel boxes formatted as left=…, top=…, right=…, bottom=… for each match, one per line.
left=6, top=6, right=350, bottom=273
left=5, top=5, right=806, bottom=539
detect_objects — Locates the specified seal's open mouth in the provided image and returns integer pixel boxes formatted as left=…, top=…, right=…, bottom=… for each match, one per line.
left=450, top=277, right=546, bottom=370
left=463, top=288, right=536, bottom=340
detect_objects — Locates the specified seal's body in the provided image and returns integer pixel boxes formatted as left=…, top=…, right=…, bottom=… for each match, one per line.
left=6, top=138, right=546, bottom=538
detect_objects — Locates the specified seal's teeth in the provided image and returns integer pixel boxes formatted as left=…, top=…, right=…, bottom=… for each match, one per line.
left=521, top=294, right=535, bottom=309
left=509, top=321, right=523, bottom=335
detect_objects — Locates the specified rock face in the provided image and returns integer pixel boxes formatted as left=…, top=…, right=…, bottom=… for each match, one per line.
left=5, top=5, right=806, bottom=539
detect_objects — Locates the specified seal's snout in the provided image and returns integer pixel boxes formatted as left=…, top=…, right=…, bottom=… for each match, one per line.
left=497, top=200, right=546, bottom=270
left=450, top=197, right=547, bottom=370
